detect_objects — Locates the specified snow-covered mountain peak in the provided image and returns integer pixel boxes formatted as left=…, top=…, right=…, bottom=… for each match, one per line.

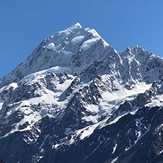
left=55, top=23, right=84, bottom=38
left=121, top=45, right=158, bottom=65
left=0, top=24, right=113, bottom=88
left=68, top=22, right=82, bottom=29
left=123, top=45, right=146, bottom=56
left=119, top=45, right=163, bottom=84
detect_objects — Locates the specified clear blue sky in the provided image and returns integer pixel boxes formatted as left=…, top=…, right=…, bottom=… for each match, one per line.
left=1, top=0, right=163, bottom=78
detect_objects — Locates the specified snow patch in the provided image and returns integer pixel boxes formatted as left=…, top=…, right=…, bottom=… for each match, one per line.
left=71, top=36, right=84, bottom=45
left=145, top=95, right=163, bottom=107
left=109, top=113, right=128, bottom=125
left=78, top=124, right=98, bottom=140
left=46, top=43, right=56, bottom=51
left=0, top=103, right=3, bottom=110
left=111, top=157, right=119, bottom=163
left=70, top=23, right=82, bottom=29
left=80, top=38, right=100, bottom=51
left=85, top=104, right=99, bottom=113
left=85, top=28, right=101, bottom=37
left=102, top=82, right=151, bottom=102
left=85, top=28, right=109, bottom=47
left=112, top=143, right=117, bottom=153
left=0, top=82, right=18, bottom=92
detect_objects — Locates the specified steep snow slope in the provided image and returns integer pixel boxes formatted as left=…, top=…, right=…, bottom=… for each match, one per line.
left=1, top=24, right=163, bottom=163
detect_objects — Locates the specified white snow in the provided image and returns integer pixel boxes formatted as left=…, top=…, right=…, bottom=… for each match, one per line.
left=160, top=150, right=163, bottom=154
left=58, top=23, right=82, bottom=36
left=80, top=38, right=100, bottom=51
left=0, top=81, right=14, bottom=105
left=1, top=69, right=75, bottom=138
left=69, top=22, right=82, bottom=30
left=57, top=78, right=73, bottom=91
left=53, top=123, right=100, bottom=148
left=77, top=124, right=99, bottom=140
left=97, top=82, right=151, bottom=126
left=125, top=146, right=130, bottom=152
left=0, top=82, right=18, bottom=93
left=112, top=143, right=117, bottom=153
left=71, top=36, right=84, bottom=45
left=85, top=28, right=101, bottom=38
left=82, top=115, right=98, bottom=123
left=102, top=82, right=151, bottom=101
left=145, top=95, right=163, bottom=107
left=46, top=43, right=56, bottom=51
left=145, top=99, right=161, bottom=107
left=0, top=23, right=113, bottom=87
left=85, top=28, right=109, bottom=47
left=109, top=113, right=128, bottom=125
left=85, top=104, right=99, bottom=113
left=3, top=103, right=42, bottom=138
left=20, top=66, right=71, bottom=84
left=111, top=157, right=119, bottom=163
left=0, top=103, right=3, bottom=110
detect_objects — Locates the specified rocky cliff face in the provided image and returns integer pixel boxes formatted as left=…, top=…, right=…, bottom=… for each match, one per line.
left=1, top=23, right=163, bottom=163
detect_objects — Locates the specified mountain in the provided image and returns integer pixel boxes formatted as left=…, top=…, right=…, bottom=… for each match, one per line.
left=1, top=23, right=163, bottom=163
